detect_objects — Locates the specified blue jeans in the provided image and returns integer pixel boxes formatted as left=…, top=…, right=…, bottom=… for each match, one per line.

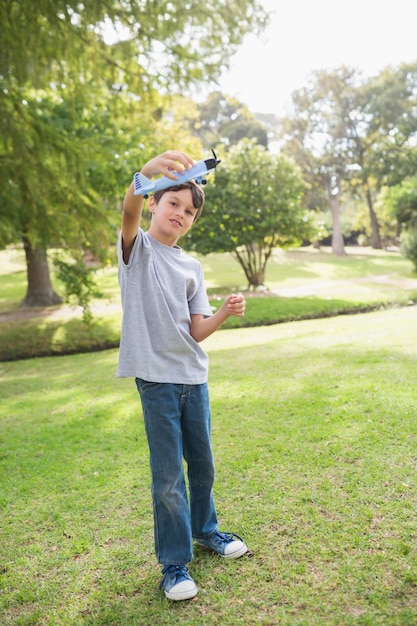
left=135, top=379, right=218, bottom=565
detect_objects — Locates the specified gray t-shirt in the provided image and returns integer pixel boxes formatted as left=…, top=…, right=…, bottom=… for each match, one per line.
left=116, top=229, right=213, bottom=384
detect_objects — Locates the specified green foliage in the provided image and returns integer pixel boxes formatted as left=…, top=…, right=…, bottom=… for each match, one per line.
left=282, top=66, right=362, bottom=189
left=382, top=177, right=417, bottom=268
left=353, top=195, right=398, bottom=245
left=0, top=0, right=268, bottom=303
left=53, top=254, right=103, bottom=325
left=185, top=139, right=311, bottom=287
left=400, top=230, right=417, bottom=274
left=362, top=63, right=417, bottom=186
left=0, top=1, right=268, bottom=92
left=0, top=88, right=117, bottom=248
left=384, top=177, right=417, bottom=229
left=280, top=62, right=417, bottom=250
left=188, top=91, right=269, bottom=149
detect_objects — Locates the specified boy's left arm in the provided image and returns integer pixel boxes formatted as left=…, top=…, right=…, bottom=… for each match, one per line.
left=190, top=294, right=246, bottom=343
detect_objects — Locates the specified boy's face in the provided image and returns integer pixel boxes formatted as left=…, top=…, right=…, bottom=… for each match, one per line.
left=148, top=188, right=198, bottom=246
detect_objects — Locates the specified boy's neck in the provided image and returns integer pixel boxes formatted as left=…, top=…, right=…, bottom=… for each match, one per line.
left=147, top=227, right=180, bottom=248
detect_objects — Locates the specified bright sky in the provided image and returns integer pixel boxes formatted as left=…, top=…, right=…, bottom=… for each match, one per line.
left=216, top=0, right=417, bottom=115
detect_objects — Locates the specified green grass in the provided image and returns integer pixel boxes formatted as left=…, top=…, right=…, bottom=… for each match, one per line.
left=1, top=307, right=417, bottom=624
left=1, top=246, right=417, bottom=361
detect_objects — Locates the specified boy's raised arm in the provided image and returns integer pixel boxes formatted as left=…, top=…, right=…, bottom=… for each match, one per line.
left=121, top=150, right=195, bottom=262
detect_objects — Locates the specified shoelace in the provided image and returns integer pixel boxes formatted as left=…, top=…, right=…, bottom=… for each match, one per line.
left=211, top=531, right=243, bottom=546
left=159, top=565, right=189, bottom=590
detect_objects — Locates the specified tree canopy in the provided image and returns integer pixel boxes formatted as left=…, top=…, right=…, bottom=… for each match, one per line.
left=185, top=139, right=310, bottom=288
left=1, top=0, right=268, bottom=93
left=279, top=62, right=417, bottom=253
left=0, top=0, right=268, bottom=306
left=188, top=91, right=269, bottom=149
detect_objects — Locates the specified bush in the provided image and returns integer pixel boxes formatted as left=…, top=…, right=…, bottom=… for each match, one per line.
left=400, top=229, right=417, bottom=273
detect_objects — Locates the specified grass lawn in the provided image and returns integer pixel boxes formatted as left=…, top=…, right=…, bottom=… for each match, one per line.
left=1, top=246, right=417, bottom=361
left=1, top=307, right=417, bottom=625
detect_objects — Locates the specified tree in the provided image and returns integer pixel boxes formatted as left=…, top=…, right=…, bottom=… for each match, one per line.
left=385, top=177, right=417, bottom=230
left=0, top=85, right=157, bottom=306
left=280, top=63, right=417, bottom=253
left=0, top=0, right=268, bottom=306
left=280, top=67, right=366, bottom=255
left=184, top=139, right=310, bottom=289
left=352, top=62, right=417, bottom=248
left=384, top=176, right=417, bottom=271
left=361, top=63, right=417, bottom=186
left=189, top=91, right=269, bottom=149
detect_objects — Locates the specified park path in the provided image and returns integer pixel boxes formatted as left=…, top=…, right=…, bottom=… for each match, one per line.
left=1, top=273, right=417, bottom=324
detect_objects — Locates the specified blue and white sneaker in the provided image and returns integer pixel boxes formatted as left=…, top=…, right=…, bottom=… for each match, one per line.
left=197, top=530, right=248, bottom=559
left=159, top=565, right=197, bottom=601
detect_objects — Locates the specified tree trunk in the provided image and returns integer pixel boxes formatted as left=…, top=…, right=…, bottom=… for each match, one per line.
left=21, top=237, right=63, bottom=307
left=329, top=190, right=346, bottom=256
left=247, top=268, right=266, bottom=290
left=234, top=245, right=267, bottom=289
left=365, top=185, right=382, bottom=249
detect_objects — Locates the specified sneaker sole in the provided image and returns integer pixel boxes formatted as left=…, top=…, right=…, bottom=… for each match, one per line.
left=164, top=584, right=198, bottom=601
left=197, top=541, right=248, bottom=559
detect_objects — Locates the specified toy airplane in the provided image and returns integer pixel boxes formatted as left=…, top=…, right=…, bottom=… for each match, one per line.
left=133, top=149, right=221, bottom=198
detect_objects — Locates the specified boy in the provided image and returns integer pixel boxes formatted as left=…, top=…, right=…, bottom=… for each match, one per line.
left=117, top=150, right=248, bottom=601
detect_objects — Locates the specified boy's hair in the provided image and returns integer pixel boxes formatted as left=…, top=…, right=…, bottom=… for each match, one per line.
left=152, top=180, right=205, bottom=221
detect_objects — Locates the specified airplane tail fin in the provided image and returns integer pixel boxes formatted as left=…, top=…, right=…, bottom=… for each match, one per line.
left=133, top=172, right=151, bottom=195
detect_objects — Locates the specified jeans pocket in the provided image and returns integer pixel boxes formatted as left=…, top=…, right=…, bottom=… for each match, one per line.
left=135, top=378, right=163, bottom=396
